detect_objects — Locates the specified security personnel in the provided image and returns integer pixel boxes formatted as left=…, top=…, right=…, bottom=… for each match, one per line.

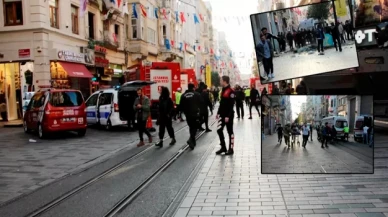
left=216, top=76, right=236, bottom=155
left=199, top=84, right=213, bottom=132
left=180, top=83, right=203, bottom=150
left=234, top=84, right=245, bottom=119
left=244, top=87, right=251, bottom=107
left=175, top=88, right=184, bottom=121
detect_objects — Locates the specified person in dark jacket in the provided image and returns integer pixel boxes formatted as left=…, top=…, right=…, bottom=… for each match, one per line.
left=330, top=22, right=342, bottom=52
left=316, top=24, right=325, bottom=54
left=234, top=85, right=245, bottom=119
left=155, top=86, right=176, bottom=147
left=199, top=84, right=213, bottom=132
left=321, top=122, right=330, bottom=148
left=248, top=84, right=260, bottom=119
left=180, top=83, right=203, bottom=150
left=296, top=80, right=308, bottom=94
left=133, top=88, right=152, bottom=147
left=216, top=76, right=236, bottom=155
left=272, top=84, right=280, bottom=94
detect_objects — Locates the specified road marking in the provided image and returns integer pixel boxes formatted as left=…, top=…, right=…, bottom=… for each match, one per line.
left=321, top=165, right=327, bottom=173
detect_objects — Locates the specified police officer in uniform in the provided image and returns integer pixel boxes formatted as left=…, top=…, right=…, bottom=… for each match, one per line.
left=216, top=76, right=236, bottom=155
left=180, top=83, right=203, bottom=150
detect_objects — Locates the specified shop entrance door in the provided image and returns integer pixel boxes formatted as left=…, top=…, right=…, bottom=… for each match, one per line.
left=0, top=63, right=22, bottom=121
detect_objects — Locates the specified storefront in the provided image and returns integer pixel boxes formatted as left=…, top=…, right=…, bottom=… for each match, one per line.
left=0, top=48, right=34, bottom=122
left=109, top=63, right=125, bottom=86
left=50, top=50, right=93, bottom=99
left=92, top=45, right=110, bottom=91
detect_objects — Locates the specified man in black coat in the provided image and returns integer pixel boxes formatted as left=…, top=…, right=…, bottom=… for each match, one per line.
left=180, top=83, right=203, bottom=149
left=330, top=22, right=342, bottom=52
left=199, top=84, right=213, bottom=132
left=248, top=84, right=260, bottom=119
left=234, top=85, right=245, bottom=119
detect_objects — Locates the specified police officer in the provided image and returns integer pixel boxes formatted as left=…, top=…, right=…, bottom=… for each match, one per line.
left=234, top=84, right=245, bottom=119
left=216, top=76, right=236, bottom=155
left=175, top=88, right=184, bottom=121
left=199, top=84, right=213, bottom=132
left=180, top=83, right=203, bottom=149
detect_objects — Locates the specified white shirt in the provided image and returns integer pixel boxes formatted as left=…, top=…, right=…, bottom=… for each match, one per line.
left=302, top=126, right=310, bottom=135
left=363, top=126, right=369, bottom=134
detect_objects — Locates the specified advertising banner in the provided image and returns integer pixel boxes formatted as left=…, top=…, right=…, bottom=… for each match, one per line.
left=334, top=0, right=347, bottom=17
left=150, top=70, right=172, bottom=100
left=181, top=74, right=188, bottom=93
left=205, top=65, right=211, bottom=87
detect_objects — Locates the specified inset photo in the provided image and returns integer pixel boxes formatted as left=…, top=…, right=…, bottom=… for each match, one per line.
left=251, top=1, right=359, bottom=84
left=261, top=95, right=374, bottom=174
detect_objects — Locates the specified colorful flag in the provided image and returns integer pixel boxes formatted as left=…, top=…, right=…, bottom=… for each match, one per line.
left=132, top=3, right=138, bottom=18
left=117, top=0, right=121, bottom=7
left=154, top=8, right=158, bottom=19
left=175, top=11, right=179, bottom=22
left=198, top=46, right=201, bottom=51
left=165, top=39, right=171, bottom=50
left=171, top=40, right=174, bottom=47
left=193, top=45, right=196, bottom=51
left=122, top=0, right=129, bottom=15
left=179, top=42, right=183, bottom=51
left=162, top=8, right=167, bottom=19
left=112, top=33, right=118, bottom=42
left=194, top=14, right=200, bottom=24
left=199, top=14, right=204, bottom=21
left=80, top=0, right=88, bottom=17
left=140, top=4, right=147, bottom=17
left=180, top=12, right=186, bottom=23
left=210, top=48, right=214, bottom=54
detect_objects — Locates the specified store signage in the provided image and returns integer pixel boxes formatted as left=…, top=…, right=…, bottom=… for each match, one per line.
left=19, top=49, right=30, bottom=58
left=355, top=29, right=377, bottom=46
left=95, top=57, right=109, bottom=67
left=150, top=70, right=172, bottom=100
left=104, top=68, right=114, bottom=76
left=83, top=48, right=95, bottom=65
left=94, top=45, right=107, bottom=54
left=58, top=50, right=84, bottom=63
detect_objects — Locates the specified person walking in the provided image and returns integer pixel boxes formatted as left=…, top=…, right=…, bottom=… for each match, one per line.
left=316, top=24, right=325, bottom=55
left=310, top=123, right=314, bottom=141
left=283, top=122, right=292, bottom=147
left=330, top=22, right=343, bottom=52
left=302, top=123, right=310, bottom=148
left=256, top=33, right=275, bottom=79
left=363, top=124, right=369, bottom=144
left=175, top=87, right=185, bottom=121
left=199, top=84, right=213, bottom=132
left=321, top=122, right=330, bottom=148
left=234, top=85, right=245, bottom=119
left=244, top=88, right=251, bottom=107
left=248, top=84, right=260, bottom=119
left=180, top=83, right=203, bottom=150
left=134, top=88, right=152, bottom=147
left=155, top=87, right=176, bottom=148
left=276, top=124, right=283, bottom=145
left=216, top=76, right=236, bottom=155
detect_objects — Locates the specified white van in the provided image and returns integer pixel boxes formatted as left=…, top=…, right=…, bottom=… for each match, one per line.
left=354, top=115, right=373, bottom=142
left=321, top=116, right=348, bottom=140
left=85, top=80, right=155, bottom=130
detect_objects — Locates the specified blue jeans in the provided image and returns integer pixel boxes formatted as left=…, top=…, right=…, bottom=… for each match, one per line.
left=363, top=133, right=368, bottom=144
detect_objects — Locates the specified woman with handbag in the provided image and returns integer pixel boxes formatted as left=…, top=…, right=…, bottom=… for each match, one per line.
left=155, top=86, right=176, bottom=147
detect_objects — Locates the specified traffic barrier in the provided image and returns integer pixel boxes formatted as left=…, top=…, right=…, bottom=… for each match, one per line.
left=146, top=115, right=156, bottom=132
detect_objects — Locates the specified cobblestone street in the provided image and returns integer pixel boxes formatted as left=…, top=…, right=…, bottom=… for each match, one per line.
left=260, top=43, right=359, bottom=83
left=261, top=132, right=373, bottom=174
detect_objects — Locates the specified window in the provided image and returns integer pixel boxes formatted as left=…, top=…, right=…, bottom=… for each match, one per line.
left=86, top=94, right=98, bottom=107
left=335, top=121, right=348, bottom=128
left=71, top=5, right=78, bottom=34
left=3, top=0, right=23, bottom=26
left=88, top=12, right=95, bottom=39
left=147, top=28, right=156, bottom=44
left=49, top=91, right=83, bottom=107
left=162, top=25, right=167, bottom=38
left=131, top=17, right=137, bottom=39
left=49, top=0, right=59, bottom=28
left=114, top=24, right=120, bottom=43
left=98, top=93, right=112, bottom=106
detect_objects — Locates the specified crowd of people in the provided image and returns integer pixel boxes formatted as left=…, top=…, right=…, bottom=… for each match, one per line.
left=256, top=20, right=354, bottom=80
left=132, top=76, right=263, bottom=156
left=274, top=121, right=373, bottom=149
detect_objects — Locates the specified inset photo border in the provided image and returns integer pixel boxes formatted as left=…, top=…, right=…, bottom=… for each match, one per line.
left=261, top=94, right=374, bottom=174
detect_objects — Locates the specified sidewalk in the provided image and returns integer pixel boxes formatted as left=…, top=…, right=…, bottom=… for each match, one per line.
left=173, top=118, right=388, bottom=217
left=261, top=133, right=373, bottom=174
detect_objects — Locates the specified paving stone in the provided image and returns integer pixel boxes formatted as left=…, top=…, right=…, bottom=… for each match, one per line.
left=355, top=213, right=386, bottom=217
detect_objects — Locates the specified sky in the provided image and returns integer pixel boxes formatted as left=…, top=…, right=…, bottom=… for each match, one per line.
left=290, top=96, right=307, bottom=120
left=206, top=0, right=258, bottom=74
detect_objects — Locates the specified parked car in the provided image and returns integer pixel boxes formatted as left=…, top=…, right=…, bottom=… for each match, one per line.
left=85, top=80, right=155, bottom=130
left=23, top=89, right=87, bottom=139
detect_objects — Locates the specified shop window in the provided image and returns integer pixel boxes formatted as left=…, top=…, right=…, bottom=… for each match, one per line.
left=49, top=0, right=59, bottom=28
left=3, top=0, right=23, bottom=26
left=49, top=91, right=83, bottom=107
left=32, top=94, right=45, bottom=109
left=131, top=17, right=137, bottom=39
left=71, top=5, right=79, bottom=34
left=88, top=12, right=95, bottom=39
left=86, top=94, right=98, bottom=107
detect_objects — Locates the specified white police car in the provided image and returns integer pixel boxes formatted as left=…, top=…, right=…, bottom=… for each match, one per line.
left=85, top=80, right=155, bottom=130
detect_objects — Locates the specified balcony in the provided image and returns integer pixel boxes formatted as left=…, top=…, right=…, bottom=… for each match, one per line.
left=128, top=40, right=148, bottom=60
left=103, top=31, right=119, bottom=50
left=103, top=0, right=122, bottom=14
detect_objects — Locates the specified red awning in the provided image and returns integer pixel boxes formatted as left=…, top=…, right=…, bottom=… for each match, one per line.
left=58, top=62, right=93, bottom=78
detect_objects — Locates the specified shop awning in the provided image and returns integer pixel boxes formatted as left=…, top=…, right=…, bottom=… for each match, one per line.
left=58, top=62, right=93, bottom=78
